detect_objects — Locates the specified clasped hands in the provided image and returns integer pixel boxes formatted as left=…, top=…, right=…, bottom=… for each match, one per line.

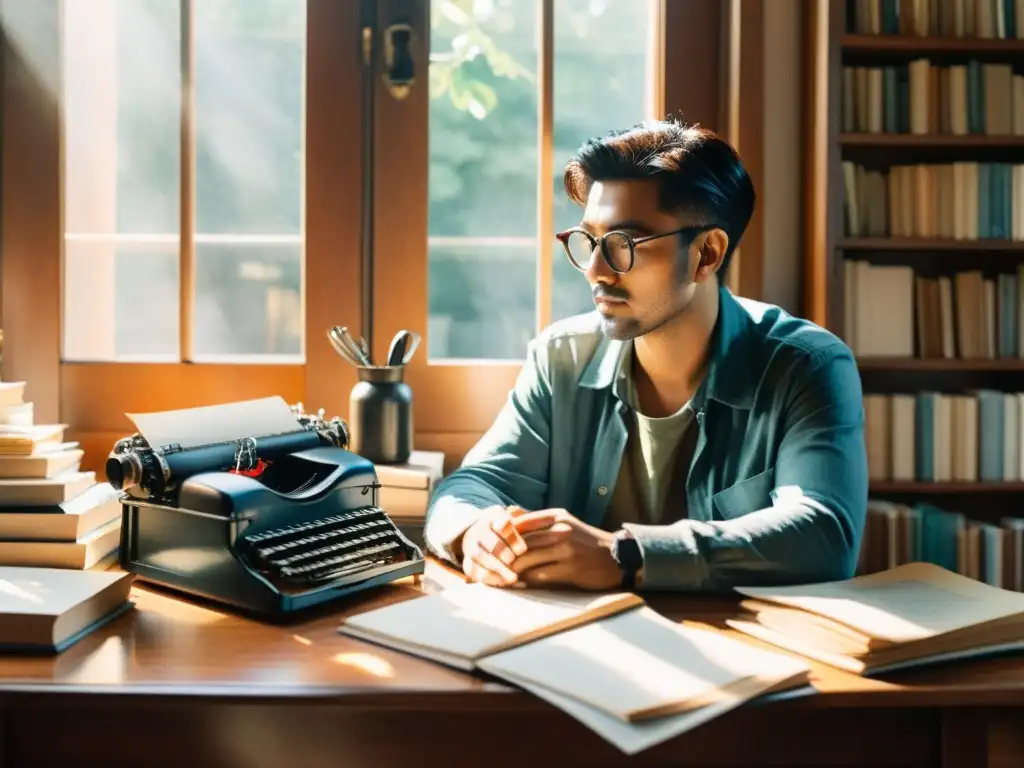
left=457, top=506, right=622, bottom=591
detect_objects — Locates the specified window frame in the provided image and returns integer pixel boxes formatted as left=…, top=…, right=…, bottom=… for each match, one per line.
left=367, top=0, right=729, bottom=456
left=0, top=0, right=365, bottom=472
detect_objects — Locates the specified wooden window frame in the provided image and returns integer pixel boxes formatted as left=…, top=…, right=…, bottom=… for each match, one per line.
left=0, top=0, right=364, bottom=472
left=368, top=0, right=731, bottom=463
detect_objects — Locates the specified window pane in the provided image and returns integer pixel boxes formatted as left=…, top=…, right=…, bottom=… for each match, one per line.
left=551, top=0, right=658, bottom=324
left=428, top=240, right=537, bottom=359
left=428, top=0, right=538, bottom=361
left=62, top=0, right=180, bottom=361
left=193, top=0, right=306, bottom=358
left=64, top=241, right=179, bottom=361
left=193, top=240, right=302, bottom=358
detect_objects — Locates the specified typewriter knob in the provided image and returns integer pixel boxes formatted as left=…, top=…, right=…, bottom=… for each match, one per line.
left=106, top=451, right=143, bottom=491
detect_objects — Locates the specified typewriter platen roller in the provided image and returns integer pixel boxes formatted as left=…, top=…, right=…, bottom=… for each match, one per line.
left=108, top=396, right=425, bottom=620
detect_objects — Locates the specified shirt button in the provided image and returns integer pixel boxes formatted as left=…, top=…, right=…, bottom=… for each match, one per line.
left=597, top=485, right=608, bottom=496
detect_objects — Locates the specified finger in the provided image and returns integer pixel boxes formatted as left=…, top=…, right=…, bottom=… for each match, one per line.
left=476, top=525, right=518, bottom=565
left=511, top=509, right=566, bottom=535
left=519, top=561, right=574, bottom=586
left=463, top=556, right=515, bottom=587
left=491, top=515, right=528, bottom=557
left=510, top=541, right=573, bottom=575
left=519, top=523, right=573, bottom=550
left=464, top=539, right=518, bottom=584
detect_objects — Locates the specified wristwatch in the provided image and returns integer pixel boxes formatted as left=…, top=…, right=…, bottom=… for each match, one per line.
left=610, top=530, right=643, bottom=589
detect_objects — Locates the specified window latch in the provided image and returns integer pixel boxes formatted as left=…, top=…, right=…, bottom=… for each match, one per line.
left=382, top=22, right=415, bottom=100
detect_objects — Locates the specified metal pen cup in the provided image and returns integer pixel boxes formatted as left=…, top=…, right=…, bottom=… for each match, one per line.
left=348, top=365, right=413, bottom=464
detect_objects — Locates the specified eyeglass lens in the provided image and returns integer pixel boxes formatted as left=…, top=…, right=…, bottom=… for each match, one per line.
left=564, top=231, right=632, bottom=272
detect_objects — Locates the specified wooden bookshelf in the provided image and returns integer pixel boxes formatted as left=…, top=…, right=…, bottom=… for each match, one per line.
left=857, top=357, right=1024, bottom=371
left=840, top=237, right=1024, bottom=251
left=840, top=132, right=1024, bottom=148
left=803, top=0, right=1024, bottom=535
left=842, top=33, right=1024, bottom=53
left=871, top=481, right=1024, bottom=493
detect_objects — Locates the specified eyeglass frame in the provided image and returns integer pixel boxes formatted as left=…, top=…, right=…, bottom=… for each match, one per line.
left=555, top=225, right=713, bottom=274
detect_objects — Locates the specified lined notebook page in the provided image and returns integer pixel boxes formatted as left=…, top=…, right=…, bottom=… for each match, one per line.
left=478, top=606, right=810, bottom=722
left=736, top=562, right=1024, bottom=643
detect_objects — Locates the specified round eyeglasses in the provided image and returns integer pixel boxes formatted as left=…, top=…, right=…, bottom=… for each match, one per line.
left=555, top=226, right=710, bottom=274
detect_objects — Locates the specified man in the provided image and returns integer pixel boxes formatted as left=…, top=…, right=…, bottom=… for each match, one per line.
left=423, top=119, right=867, bottom=593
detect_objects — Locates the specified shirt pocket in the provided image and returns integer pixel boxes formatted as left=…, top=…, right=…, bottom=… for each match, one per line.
left=711, top=467, right=776, bottom=521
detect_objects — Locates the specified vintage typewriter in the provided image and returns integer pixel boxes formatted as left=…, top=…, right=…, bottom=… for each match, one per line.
left=106, top=396, right=424, bottom=619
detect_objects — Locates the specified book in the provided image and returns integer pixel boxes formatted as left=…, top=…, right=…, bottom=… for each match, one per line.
left=477, top=605, right=811, bottom=719
left=339, top=584, right=812, bottom=754
left=727, top=561, right=1024, bottom=675
left=0, top=424, right=68, bottom=456
left=0, top=566, right=134, bottom=653
left=0, top=470, right=96, bottom=507
left=0, top=517, right=121, bottom=569
left=0, top=482, right=122, bottom=541
left=375, top=450, right=445, bottom=522
left=338, top=582, right=643, bottom=671
left=493, top=609, right=810, bottom=755
left=0, top=447, right=83, bottom=479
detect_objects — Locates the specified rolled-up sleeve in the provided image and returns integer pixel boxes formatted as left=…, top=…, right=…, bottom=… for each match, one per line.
left=622, top=348, right=868, bottom=591
left=424, top=339, right=553, bottom=563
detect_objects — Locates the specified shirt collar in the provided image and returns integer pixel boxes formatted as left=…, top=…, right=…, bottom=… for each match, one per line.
left=580, top=283, right=757, bottom=410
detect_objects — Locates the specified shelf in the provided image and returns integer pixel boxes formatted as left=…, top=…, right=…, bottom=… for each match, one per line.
left=840, top=133, right=1024, bottom=148
left=842, top=34, right=1024, bottom=53
left=871, top=481, right=1024, bottom=493
left=840, top=238, right=1024, bottom=252
left=857, top=357, right=1024, bottom=371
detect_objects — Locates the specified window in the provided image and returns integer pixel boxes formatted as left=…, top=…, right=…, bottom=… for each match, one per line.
left=372, top=0, right=664, bottom=442
left=427, top=0, right=660, bottom=361
left=1, top=0, right=362, bottom=468
left=62, top=0, right=305, bottom=362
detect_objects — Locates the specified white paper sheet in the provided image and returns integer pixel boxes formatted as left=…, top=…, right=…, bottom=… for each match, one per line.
left=517, top=677, right=749, bottom=756
left=126, top=396, right=300, bottom=450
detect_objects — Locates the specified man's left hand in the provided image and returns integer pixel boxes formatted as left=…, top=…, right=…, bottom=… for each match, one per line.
left=507, top=508, right=623, bottom=591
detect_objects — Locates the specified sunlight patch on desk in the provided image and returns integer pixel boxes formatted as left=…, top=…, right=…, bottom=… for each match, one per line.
left=291, top=634, right=313, bottom=646
left=134, top=588, right=228, bottom=627
left=331, top=651, right=395, bottom=679
left=62, top=636, right=130, bottom=685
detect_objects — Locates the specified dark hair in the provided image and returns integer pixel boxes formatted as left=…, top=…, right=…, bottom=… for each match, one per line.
left=563, top=118, right=755, bottom=279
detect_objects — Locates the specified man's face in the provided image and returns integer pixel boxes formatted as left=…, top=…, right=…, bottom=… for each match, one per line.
left=577, top=179, right=706, bottom=340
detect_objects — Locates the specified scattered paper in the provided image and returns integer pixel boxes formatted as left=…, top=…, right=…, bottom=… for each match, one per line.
left=518, top=677, right=750, bottom=756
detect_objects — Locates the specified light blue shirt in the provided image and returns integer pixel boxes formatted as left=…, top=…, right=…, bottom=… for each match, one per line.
left=423, top=284, right=868, bottom=592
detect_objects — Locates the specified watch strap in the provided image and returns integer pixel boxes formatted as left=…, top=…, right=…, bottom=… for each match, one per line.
left=611, top=532, right=642, bottom=589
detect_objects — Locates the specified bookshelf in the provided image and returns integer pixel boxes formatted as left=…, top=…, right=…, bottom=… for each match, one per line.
left=803, top=0, right=1024, bottom=581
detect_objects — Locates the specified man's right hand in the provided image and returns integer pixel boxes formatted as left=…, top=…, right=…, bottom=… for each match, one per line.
left=457, top=506, right=562, bottom=586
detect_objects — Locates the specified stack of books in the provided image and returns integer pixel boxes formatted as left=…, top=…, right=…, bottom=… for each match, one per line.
left=728, top=561, right=1024, bottom=676
left=375, top=450, right=445, bottom=547
left=0, top=380, right=122, bottom=570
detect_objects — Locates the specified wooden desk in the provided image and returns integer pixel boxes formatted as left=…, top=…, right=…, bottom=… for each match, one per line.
left=0, top=563, right=1022, bottom=768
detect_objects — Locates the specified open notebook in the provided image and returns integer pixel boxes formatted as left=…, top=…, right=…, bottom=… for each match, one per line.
left=337, top=582, right=644, bottom=671
left=727, top=561, right=1024, bottom=675
left=339, top=583, right=811, bottom=754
